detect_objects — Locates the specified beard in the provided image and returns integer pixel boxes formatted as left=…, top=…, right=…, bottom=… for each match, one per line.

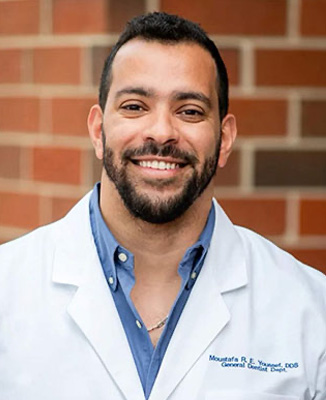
left=102, top=129, right=220, bottom=224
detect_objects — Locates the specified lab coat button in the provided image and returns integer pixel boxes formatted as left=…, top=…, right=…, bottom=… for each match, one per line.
left=118, top=253, right=128, bottom=262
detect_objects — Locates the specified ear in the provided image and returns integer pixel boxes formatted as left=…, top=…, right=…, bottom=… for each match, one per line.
left=88, top=104, right=104, bottom=160
left=218, top=113, right=237, bottom=168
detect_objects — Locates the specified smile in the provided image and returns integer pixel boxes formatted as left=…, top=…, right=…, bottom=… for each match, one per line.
left=137, top=160, right=180, bottom=170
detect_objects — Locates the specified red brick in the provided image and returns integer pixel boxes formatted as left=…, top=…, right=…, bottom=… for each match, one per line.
left=52, top=197, right=78, bottom=221
left=230, top=99, right=287, bottom=136
left=161, top=0, right=286, bottom=35
left=32, top=147, right=81, bottom=184
left=302, top=101, right=326, bottom=137
left=0, top=146, right=21, bottom=179
left=53, top=0, right=108, bottom=33
left=51, top=98, right=96, bottom=136
left=33, top=48, right=81, bottom=84
left=0, top=97, right=40, bottom=132
left=218, top=198, right=286, bottom=235
left=255, top=150, right=326, bottom=187
left=0, top=192, right=39, bottom=229
left=0, top=0, right=39, bottom=35
left=219, top=49, right=239, bottom=86
left=214, top=150, right=240, bottom=186
left=301, top=0, right=326, bottom=36
left=107, top=0, right=146, bottom=32
left=0, top=50, right=21, bottom=83
left=53, top=0, right=145, bottom=34
left=300, top=199, right=326, bottom=235
left=286, top=249, right=326, bottom=274
left=256, top=49, right=326, bottom=87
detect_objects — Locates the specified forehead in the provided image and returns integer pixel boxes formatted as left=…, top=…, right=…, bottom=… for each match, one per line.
left=109, top=39, right=218, bottom=99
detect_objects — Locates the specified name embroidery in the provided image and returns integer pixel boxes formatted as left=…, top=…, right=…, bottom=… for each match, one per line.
left=209, top=355, right=299, bottom=373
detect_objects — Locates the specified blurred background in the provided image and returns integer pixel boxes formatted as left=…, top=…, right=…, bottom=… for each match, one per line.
left=0, top=0, right=325, bottom=272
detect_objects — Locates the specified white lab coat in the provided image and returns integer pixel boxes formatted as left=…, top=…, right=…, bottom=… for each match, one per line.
left=0, top=192, right=325, bottom=400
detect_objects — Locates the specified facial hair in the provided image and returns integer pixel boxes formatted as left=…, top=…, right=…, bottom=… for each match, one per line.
left=102, top=128, right=221, bottom=224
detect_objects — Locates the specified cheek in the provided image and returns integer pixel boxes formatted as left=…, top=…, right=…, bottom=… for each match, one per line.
left=190, top=130, right=218, bottom=161
left=104, top=117, right=144, bottom=150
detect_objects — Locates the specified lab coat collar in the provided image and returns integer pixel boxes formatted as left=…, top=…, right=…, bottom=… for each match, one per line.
left=51, top=192, right=145, bottom=400
left=211, top=197, right=248, bottom=294
left=51, top=193, right=248, bottom=400
left=149, top=198, right=248, bottom=400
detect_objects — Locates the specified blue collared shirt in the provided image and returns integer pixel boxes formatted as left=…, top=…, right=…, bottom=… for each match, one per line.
left=89, top=183, right=215, bottom=398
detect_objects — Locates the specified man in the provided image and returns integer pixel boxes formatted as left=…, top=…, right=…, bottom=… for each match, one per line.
left=0, top=12, right=325, bottom=400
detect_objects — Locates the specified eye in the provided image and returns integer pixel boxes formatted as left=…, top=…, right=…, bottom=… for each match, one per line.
left=121, top=104, right=144, bottom=111
left=182, top=109, right=203, bottom=116
left=119, top=101, right=148, bottom=118
left=177, top=106, right=205, bottom=122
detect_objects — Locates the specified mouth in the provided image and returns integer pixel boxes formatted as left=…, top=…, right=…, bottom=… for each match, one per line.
left=123, top=142, right=198, bottom=171
left=131, top=158, right=187, bottom=171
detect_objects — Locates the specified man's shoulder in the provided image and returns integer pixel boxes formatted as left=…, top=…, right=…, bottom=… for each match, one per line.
left=0, top=221, right=55, bottom=261
left=0, top=191, right=92, bottom=266
left=234, top=224, right=326, bottom=299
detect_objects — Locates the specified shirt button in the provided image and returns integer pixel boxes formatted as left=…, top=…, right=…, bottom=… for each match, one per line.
left=191, top=271, right=197, bottom=280
left=108, top=276, right=114, bottom=285
left=118, top=252, right=128, bottom=262
left=136, top=320, right=142, bottom=329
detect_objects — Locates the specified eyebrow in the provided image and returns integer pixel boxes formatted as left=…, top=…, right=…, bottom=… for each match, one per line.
left=115, top=87, right=155, bottom=99
left=173, top=91, right=212, bottom=110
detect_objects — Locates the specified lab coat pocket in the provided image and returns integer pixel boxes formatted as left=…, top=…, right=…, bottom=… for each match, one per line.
left=205, top=391, right=299, bottom=400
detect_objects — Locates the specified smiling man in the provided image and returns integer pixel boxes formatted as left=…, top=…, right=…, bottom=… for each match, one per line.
left=0, top=12, right=325, bottom=400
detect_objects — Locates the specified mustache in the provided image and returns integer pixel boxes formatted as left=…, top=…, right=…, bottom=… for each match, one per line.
left=122, top=142, right=199, bottom=166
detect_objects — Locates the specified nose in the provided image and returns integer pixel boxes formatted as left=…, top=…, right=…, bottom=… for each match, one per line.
left=142, top=107, right=179, bottom=145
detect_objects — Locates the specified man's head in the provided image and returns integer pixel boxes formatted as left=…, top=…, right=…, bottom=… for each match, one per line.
left=88, top=12, right=236, bottom=224
left=99, top=12, right=229, bottom=122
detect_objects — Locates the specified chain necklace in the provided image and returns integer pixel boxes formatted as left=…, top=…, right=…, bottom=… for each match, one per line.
left=147, top=316, right=168, bottom=332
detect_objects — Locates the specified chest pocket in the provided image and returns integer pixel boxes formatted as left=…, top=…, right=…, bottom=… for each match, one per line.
left=205, top=392, right=299, bottom=400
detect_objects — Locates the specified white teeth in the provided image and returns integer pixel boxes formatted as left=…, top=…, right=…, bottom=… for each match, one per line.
left=138, top=160, right=178, bottom=170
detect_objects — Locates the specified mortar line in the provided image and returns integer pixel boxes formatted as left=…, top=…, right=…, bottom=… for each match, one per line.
left=39, top=0, right=53, bottom=34
left=1, top=34, right=326, bottom=50
left=240, top=40, right=254, bottom=91
left=145, top=0, right=160, bottom=12
left=80, top=47, right=92, bottom=87
left=21, top=49, right=34, bottom=83
left=0, top=177, right=91, bottom=196
left=239, top=143, right=254, bottom=194
left=287, top=0, right=300, bottom=38
left=284, top=192, right=300, bottom=245
left=287, top=92, right=301, bottom=142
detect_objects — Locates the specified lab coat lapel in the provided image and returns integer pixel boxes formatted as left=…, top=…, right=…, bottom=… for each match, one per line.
left=149, top=200, right=248, bottom=400
left=52, top=194, right=145, bottom=400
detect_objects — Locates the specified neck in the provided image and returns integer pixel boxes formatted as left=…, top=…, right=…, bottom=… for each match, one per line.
left=99, top=174, right=213, bottom=280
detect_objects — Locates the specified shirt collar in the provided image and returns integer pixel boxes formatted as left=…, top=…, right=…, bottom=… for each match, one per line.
left=89, top=182, right=215, bottom=290
left=89, top=183, right=133, bottom=291
left=178, top=203, right=215, bottom=288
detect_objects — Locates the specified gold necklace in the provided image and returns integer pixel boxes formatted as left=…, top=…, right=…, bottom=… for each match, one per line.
left=147, top=316, right=168, bottom=332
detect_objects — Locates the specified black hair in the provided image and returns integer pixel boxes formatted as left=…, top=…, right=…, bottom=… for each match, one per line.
left=99, top=12, right=229, bottom=121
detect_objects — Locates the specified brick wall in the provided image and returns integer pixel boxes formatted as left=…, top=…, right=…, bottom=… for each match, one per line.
left=0, top=0, right=325, bottom=273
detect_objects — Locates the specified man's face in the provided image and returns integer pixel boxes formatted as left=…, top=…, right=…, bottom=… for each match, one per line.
left=101, top=39, right=222, bottom=223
